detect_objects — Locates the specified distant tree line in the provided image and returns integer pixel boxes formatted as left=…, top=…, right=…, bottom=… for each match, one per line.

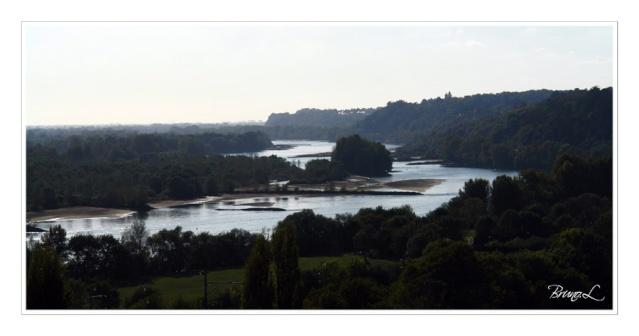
left=266, top=108, right=375, bottom=128
left=27, top=155, right=611, bottom=309
left=259, top=90, right=555, bottom=144
left=27, top=130, right=273, bottom=160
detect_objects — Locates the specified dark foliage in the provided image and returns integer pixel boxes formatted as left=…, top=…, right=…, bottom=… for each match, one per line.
left=274, top=155, right=612, bottom=308
left=266, top=108, right=375, bottom=128
left=356, top=90, right=553, bottom=143
left=271, top=222, right=303, bottom=308
left=242, top=236, right=274, bottom=309
left=27, top=129, right=273, bottom=159
left=399, top=87, right=612, bottom=170
left=27, top=246, right=67, bottom=309
left=292, top=159, right=348, bottom=184
left=331, top=135, right=392, bottom=177
left=390, top=240, right=488, bottom=308
left=276, top=210, right=347, bottom=256
left=27, top=146, right=303, bottom=210
left=26, top=155, right=611, bottom=309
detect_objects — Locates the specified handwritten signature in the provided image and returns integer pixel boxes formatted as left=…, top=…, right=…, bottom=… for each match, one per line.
left=547, top=284, right=605, bottom=302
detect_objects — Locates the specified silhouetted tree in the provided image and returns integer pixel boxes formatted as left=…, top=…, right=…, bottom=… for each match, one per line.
left=460, top=178, right=490, bottom=202
left=242, top=236, right=274, bottom=309
left=121, top=219, right=148, bottom=254
left=41, top=225, right=67, bottom=256
left=147, top=226, right=192, bottom=274
left=272, top=222, right=302, bottom=308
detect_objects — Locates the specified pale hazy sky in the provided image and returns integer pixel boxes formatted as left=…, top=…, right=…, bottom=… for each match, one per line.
left=23, top=23, right=614, bottom=126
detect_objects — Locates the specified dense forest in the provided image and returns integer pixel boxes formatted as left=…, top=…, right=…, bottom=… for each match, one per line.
left=397, top=87, right=613, bottom=170
left=353, top=89, right=554, bottom=143
left=261, top=88, right=611, bottom=171
left=26, top=131, right=394, bottom=211
left=26, top=130, right=296, bottom=211
left=259, top=90, right=555, bottom=143
left=26, top=155, right=611, bottom=309
left=27, top=151, right=304, bottom=211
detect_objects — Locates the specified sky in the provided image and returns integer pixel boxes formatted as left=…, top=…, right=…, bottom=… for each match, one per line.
left=23, top=23, right=614, bottom=126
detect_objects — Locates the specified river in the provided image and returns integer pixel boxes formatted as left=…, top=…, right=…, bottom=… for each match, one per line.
left=29, top=140, right=516, bottom=239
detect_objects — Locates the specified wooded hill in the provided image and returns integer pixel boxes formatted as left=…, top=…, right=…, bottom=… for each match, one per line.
left=398, top=87, right=612, bottom=170
left=266, top=108, right=375, bottom=128
left=261, top=90, right=553, bottom=143
left=263, top=87, right=612, bottom=170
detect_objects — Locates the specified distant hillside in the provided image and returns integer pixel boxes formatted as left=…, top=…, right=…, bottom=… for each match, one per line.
left=265, top=108, right=375, bottom=128
left=354, top=90, right=555, bottom=143
left=398, top=87, right=612, bottom=170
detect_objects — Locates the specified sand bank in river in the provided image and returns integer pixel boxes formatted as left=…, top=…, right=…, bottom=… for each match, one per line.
left=28, top=197, right=232, bottom=223
left=384, top=179, right=444, bottom=192
left=287, top=176, right=445, bottom=193
left=27, top=206, right=135, bottom=223
left=290, top=152, right=332, bottom=158
left=26, top=178, right=444, bottom=223
left=147, top=196, right=222, bottom=209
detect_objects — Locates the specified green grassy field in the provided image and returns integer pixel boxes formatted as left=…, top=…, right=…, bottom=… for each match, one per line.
left=117, top=254, right=394, bottom=307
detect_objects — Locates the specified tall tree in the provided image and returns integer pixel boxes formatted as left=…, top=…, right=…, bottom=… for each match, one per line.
left=121, top=219, right=149, bottom=254
left=242, top=236, right=274, bottom=309
left=460, top=178, right=490, bottom=203
left=41, top=225, right=67, bottom=256
left=271, top=222, right=302, bottom=308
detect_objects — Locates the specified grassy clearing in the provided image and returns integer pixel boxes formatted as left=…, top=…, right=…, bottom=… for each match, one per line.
left=117, top=254, right=396, bottom=307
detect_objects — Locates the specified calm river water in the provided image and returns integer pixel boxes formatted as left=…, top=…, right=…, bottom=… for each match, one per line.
left=30, top=140, right=516, bottom=238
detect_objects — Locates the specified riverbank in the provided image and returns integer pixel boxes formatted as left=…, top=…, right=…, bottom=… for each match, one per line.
left=147, top=196, right=222, bottom=209
left=290, top=151, right=332, bottom=158
left=228, top=190, right=423, bottom=196
left=384, top=179, right=444, bottom=192
left=27, top=206, right=136, bottom=223
left=286, top=176, right=445, bottom=193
